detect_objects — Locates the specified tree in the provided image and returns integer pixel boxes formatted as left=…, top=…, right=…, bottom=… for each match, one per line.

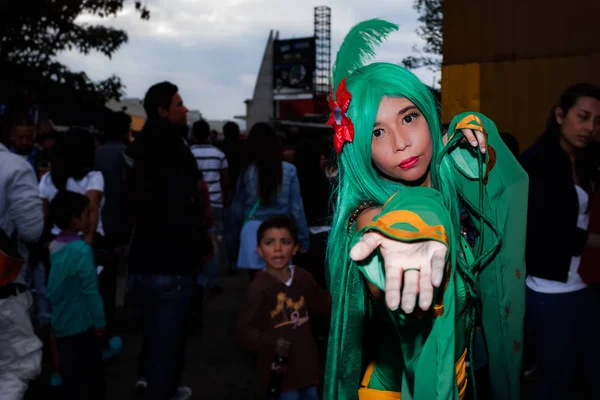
left=401, top=0, right=442, bottom=73
left=0, top=0, right=150, bottom=112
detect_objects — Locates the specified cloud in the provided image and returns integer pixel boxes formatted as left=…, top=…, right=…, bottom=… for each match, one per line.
left=60, top=0, right=438, bottom=122
left=239, top=73, right=257, bottom=89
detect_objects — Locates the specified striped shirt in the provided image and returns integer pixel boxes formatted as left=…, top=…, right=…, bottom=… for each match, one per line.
left=190, top=144, right=229, bottom=207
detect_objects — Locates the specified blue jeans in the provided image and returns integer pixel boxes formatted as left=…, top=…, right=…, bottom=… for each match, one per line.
left=26, top=260, right=51, bottom=327
left=279, top=385, right=319, bottom=400
left=197, top=207, right=228, bottom=287
left=128, top=274, right=194, bottom=400
left=526, top=287, right=600, bottom=400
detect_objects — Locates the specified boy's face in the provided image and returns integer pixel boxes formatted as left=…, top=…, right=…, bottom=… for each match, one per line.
left=257, top=227, right=299, bottom=270
left=71, top=206, right=91, bottom=234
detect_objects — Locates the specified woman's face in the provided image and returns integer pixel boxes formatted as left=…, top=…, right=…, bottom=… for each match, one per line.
left=557, top=96, right=600, bottom=150
left=371, top=96, right=433, bottom=185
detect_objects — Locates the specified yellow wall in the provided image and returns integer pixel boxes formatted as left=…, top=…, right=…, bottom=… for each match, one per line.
left=442, top=0, right=600, bottom=150
left=130, top=115, right=145, bottom=132
left=441, top=63, right=480, bottom=125
left=442, top=55, right=600, bottom=149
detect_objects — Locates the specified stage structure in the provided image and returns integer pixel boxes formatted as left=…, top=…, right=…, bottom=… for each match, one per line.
left=241, top=6, right=332, bottom=134
left=273, top=6, right=331, bottom=126
left=314, top=6, right=332, bottom=96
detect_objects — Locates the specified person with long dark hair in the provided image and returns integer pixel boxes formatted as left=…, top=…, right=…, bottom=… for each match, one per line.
left=40, top=129, right=102, bottom=244
left=232, top=123, right=309, bottom=275
left=521, top=82, right=600, bottom=399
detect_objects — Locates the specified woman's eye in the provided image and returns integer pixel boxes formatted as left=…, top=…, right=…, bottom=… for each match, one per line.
left=372, top=129, right=383, bottom=138
left=403, top=112, right=418, bottom=124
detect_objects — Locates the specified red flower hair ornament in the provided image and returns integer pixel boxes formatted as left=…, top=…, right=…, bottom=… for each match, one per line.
left=327, top=78, right=355, bottom=154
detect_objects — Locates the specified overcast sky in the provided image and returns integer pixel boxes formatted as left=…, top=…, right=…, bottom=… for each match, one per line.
left=59, top=0, right=437, bottom=124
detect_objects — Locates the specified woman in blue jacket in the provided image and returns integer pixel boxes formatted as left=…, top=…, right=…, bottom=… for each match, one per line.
left=232, top=123, right=309, bottom=275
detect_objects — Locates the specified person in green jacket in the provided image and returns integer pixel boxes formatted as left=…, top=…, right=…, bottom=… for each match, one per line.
left=324, top=20, right=528, bottom=400
left=46, top=191, right=106, bottom=400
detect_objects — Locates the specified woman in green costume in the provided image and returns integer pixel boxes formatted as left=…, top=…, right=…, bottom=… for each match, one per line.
left=324, top=20, right=528, bottom=399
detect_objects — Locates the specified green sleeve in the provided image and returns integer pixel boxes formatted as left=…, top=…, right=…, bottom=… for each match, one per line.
left=78, top=243, right=106, bottom=329
left=352, top=188, right=463, bottom=400
left=355, top=186, right=452, bottom=294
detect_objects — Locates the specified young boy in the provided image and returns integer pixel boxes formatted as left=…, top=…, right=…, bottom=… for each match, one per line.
left=237, top=214, right=331, bottom=400
left=46, top=191, right=106, bottom=400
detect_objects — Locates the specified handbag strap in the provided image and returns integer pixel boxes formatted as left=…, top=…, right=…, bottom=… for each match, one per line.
left=245, top=199, right=261, bottom=223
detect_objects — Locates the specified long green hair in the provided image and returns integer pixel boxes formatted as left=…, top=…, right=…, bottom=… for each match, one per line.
left=326, top=19, right=462, bottom=290
left=325, top=19, right=466, bottom=397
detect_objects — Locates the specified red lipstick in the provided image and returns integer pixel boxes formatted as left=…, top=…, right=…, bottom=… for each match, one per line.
left=399, top=156, right=419, bottom=169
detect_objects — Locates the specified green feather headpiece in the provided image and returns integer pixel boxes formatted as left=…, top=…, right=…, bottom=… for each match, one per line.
left=331, top=19, right=399, bottom=97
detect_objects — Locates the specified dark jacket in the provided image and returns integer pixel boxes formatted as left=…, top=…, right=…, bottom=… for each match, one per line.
left=95, top=140, right=130, bottom=245
left=521, top=140, right=589, bottom=282
left=124, top=120, right=209, bottom=275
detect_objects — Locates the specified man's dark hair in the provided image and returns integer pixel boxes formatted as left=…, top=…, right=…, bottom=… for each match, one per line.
left=49, top=191, right=90, bottom=230
left=105, top=111, right=131, bottom=141
left=192, top=119, right=210, bottom=143
left=256, top=214, right=298, bottom=244
left=143, top=81, right=178, bottom=121
left=223, top=121, right=240, bottom=140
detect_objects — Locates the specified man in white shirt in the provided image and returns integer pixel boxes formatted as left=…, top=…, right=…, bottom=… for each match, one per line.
left=0, top=142, right=44, bottom=400
left=190, top=119, right=229, bottom=294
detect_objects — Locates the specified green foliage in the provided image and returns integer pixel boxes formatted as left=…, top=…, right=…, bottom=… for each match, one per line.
left=0, top=0, right=149, bottom=110
left=401, top=0, right=442, bottom=72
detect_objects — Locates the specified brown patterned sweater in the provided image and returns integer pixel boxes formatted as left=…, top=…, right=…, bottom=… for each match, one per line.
left=236, top=266, right=331, bottom=393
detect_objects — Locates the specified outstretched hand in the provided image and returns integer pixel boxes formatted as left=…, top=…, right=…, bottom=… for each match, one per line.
left=350, top=231, right=447, bottom=314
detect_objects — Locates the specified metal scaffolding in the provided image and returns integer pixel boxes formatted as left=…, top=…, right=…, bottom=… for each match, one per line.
left=314, top=6, right=331, bottom=96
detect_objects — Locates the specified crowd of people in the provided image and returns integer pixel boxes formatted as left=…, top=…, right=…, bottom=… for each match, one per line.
left=0, top=79, right=335, bottom=400
left=1, top=19, right=600, bottom=400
